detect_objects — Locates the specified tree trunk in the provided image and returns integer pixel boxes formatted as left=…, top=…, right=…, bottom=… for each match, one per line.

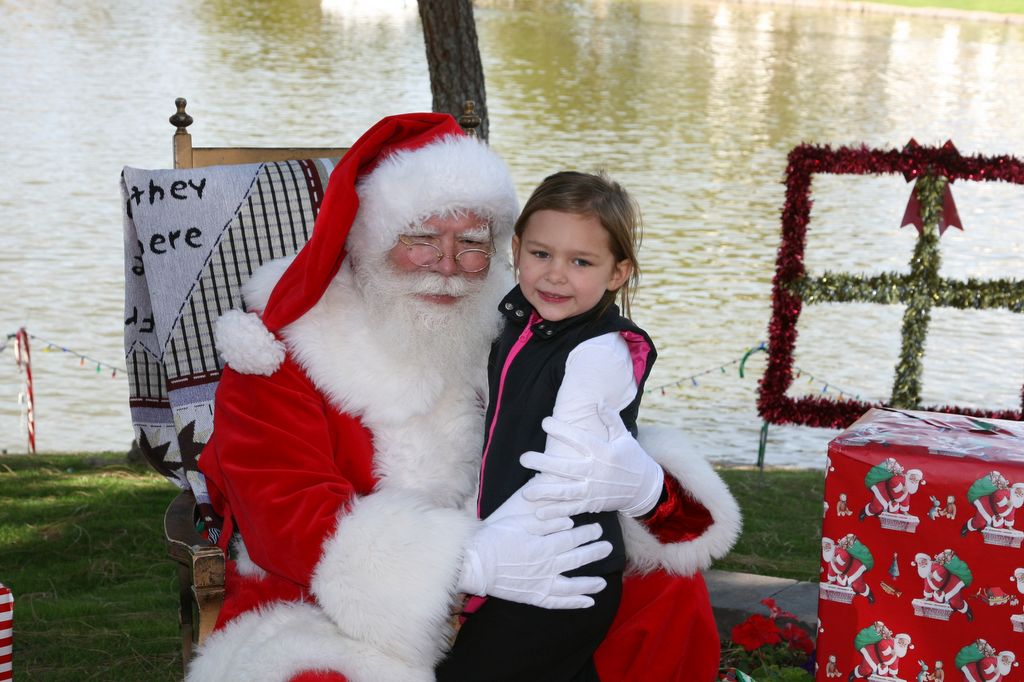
left=417, top=0, right=489, bottom=140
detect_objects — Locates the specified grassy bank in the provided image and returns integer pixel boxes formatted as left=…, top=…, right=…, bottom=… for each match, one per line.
left=0, top=453, right=823, bottom=679
left=715, top=468, right=823, bottom=582
left=0, top=453, right=180, bottom=680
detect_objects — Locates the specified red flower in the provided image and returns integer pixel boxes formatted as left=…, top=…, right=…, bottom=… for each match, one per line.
left=760, top=597, right=796, bottom=621
left=780, top=622, right=814, bottom=654
left=731, top=614, right=782, bottom=652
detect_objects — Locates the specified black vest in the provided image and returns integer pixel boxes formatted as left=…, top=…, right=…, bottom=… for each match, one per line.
left=478, top=286, right=657, bottom=576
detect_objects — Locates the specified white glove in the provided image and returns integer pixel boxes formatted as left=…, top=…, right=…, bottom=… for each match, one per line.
left=520, top=414, right=664, bottom=519
left=457, top=496, right=613, bottom=609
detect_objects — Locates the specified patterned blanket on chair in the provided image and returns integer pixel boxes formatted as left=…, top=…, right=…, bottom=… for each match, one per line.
left=121, top=158, right=336, bottom=507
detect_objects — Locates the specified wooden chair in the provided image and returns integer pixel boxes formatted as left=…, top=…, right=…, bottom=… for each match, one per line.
left=169, top=97, right=350, bottom=170
left=137, top=97, right=480, bottom=671
left=159, top=97, right=348, bottom=668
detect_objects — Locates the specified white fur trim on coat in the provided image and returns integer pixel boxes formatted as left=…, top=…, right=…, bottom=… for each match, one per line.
left=240, top=256, right=292, bottom=313
left=186, top=601, right=432, bottom=682
left=214, top=310, right=285, bottom=376
left=311, top=487, right=479, bottom=668
left=348, top=135, right=518, bottom=261
left=622, top=425, right=742, bottom=577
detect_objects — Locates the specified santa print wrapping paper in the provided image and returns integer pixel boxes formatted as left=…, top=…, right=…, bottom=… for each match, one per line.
left=0, top=583, right=11, bottom=682
left=817, top=408, right=1024, bottom=682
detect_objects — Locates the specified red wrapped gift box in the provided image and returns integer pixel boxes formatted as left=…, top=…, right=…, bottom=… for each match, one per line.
left=817, top=408, right=1024, bottom=682
left=0, top=582, right=11, bottom=682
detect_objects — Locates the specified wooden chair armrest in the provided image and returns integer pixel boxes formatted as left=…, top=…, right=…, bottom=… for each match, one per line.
left=164, top=489, right=225, bottom=664
left=164, top=490, right=221, bottom=565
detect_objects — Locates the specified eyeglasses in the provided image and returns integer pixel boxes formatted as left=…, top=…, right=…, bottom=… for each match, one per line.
left=397, top=235, right=495, bottom=273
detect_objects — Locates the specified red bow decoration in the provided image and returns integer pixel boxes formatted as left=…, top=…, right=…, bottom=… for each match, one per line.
left=900, top=139, right=964, bottom=237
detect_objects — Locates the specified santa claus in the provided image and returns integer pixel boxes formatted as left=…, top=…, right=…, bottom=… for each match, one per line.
left=913, top=549, right=974, bottom=620
left=962, top=471, right=1024, bottom=536
left=957, top=639, right=1017, bottom=682
left=859, top=457, right=923, bottom=520
left=850, top=622, right=912, bottom=680
left=185, top=114, right=741, bottom=681
left=824, top=534, right=875, bottom=603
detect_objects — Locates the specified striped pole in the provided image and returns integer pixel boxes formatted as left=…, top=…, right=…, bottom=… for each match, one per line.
left=0, top=582, right=12, bottom=681
left=14, top=328, right=35, bottom=454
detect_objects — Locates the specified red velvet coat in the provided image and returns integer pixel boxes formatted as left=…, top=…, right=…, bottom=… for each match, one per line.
left=185, top=261, right=741, bottom=682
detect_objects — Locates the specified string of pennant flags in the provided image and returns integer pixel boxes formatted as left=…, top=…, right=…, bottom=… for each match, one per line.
left=4, top=329, right=875, bottom=461
left=3, top=330, right=127, bottom=378
left=644, top=342, right=770, bottom=394
left=3, top=330, right=870, bottom=401
left=4, top=328, right=128, bottom=454
left=644, top=341, right=880, bottom=470
left=645, top=341, right=875, bottom=404
left=790, top=367, right=866, bottom=402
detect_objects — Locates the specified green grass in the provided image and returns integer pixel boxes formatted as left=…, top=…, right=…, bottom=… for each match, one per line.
left=0, top=453, right=182, bottom=680
left=847, top=0, right=1024, bottom=14
left=0, top=454, right=825, bottom=678
left=713, top=468, right=824, bottom=583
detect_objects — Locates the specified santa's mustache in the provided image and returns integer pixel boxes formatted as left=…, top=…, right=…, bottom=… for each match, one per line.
left=402, top=271, right=477, bottom=298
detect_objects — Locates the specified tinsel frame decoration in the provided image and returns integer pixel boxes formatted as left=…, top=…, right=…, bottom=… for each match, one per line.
left=758, top=141, right=1024, bottom=428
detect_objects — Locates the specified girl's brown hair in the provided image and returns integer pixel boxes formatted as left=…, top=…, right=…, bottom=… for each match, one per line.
left=513, top=171, right=642, bottom=317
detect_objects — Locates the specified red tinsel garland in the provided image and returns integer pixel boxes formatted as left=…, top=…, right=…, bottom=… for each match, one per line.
left=758, top=142, right=1024, bottom=428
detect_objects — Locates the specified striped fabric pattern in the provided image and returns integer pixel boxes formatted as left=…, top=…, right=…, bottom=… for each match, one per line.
left=121, top=158, right=335, bottom=496
left=0, top=583, right=11, bottom=681
left=164, top=159, right=330, bottom=389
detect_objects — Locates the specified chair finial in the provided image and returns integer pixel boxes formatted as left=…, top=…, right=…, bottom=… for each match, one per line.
left=170, top=97, right=194, bottom=135
left=459, top=100, right=481, bottom=138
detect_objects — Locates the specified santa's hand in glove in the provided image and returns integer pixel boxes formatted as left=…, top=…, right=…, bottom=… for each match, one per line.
left=520, top=407, right=664, bottom=519
left=457, top=493, right=612, bottom=610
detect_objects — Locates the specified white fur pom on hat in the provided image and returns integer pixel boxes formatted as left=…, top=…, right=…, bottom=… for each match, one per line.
left=215, top=309, right=286, bottom=375
left=346, top=134, right=519, bottom=261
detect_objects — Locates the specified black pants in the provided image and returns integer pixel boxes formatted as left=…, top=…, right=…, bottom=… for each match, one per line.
left=435, top=573, right=623, bottom=682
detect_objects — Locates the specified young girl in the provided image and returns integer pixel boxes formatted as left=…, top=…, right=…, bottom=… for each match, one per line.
left=438, top=171, right=662, bottom=681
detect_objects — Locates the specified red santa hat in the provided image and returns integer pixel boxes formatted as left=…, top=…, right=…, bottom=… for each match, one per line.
left=260, top=112, right=518, bottom=333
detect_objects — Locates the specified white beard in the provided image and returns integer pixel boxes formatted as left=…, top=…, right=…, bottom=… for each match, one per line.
left=351, top=254, right=510, bottom=378
left=302, top=256, right=512, bottom=506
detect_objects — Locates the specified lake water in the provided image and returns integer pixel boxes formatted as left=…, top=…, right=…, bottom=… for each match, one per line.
left=1, top=0, right=1022, bottom=466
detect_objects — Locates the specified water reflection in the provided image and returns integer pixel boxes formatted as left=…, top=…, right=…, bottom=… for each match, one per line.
left=1, top=0, right=1022, bottom=466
